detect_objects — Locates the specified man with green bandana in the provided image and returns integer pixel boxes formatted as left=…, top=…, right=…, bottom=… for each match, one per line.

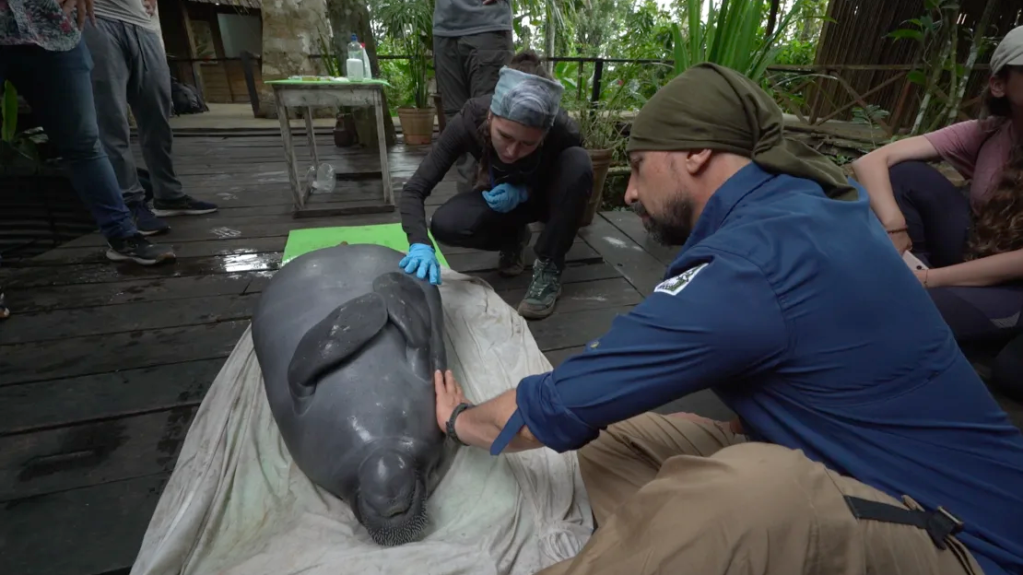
left=431, top=63, right=1023, bottom=574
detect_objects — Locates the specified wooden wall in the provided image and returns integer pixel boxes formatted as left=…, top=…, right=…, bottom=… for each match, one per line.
left=171, top=59, right=263, bottom=104
left=809, top=0, right=1023, bottom=128
left=159, top=0, right=264, bottom=105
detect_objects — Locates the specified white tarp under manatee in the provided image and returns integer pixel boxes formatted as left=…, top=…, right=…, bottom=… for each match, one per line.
left=129, top=269, right=594, bottom=575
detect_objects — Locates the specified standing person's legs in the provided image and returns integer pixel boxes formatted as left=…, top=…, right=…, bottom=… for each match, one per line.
left=538, top=413, right=982, bottom=575
left=82, top=17, right=168, bottom=236
left=433, top=35, right=470, bottom=126
left=129, top=25, right=217, bottom=217
left=460, top=30, right=514, bottom=99
left=455, top=31, right=513, bottom=194
left=433, top=31, right=512, bottom=193
left=517, top=146, right=593, bottom=319
left=0, top=41, right=175, bottom=265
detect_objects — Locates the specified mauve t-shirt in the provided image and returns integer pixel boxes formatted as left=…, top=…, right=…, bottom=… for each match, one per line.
left=924, top=117, right=1015, bottom=207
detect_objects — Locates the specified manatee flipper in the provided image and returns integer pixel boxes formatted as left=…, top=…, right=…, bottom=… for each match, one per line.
left=372, top=272, right=447, bottom=375
left=424, top=281, right=446, bottom=374
left=287, top=291, right=388, bottom=398
left=372, top=272, right=430, bottom=348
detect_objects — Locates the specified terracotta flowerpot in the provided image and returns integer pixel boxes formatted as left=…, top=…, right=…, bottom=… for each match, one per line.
left=397, top=107, right=435, bottom=145
left=581, top=148, right=613, bottom=227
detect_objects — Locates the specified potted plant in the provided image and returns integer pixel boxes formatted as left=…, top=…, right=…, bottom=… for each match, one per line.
left=573, top=80, right=634, bottom=226
left=377, top=0, right=435, bottom=145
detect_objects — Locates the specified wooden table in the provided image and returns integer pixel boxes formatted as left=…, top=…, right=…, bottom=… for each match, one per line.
left=269, top=80, right=394, bottom=218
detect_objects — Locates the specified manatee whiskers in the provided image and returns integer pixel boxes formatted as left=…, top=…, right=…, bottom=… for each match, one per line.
left=357, top=471, right=430, bottom=546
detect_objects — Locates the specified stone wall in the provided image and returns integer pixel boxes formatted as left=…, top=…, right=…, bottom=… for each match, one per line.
left=257, top=0, right=329, bottom=118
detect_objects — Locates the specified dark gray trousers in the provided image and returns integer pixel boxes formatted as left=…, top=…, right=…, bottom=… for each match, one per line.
left=83, top=17, right=185, bottom=204
left=433, top=30, right=513, bottom=192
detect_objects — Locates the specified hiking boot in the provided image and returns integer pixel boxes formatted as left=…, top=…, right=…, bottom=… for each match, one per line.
left=517, top=258, right=563, bottom=320
left=152, top=195, right=219, bottom=217
left=106, top=234, right=177, bottom=266
left=129, top=200, right=170, bottom=236
left=498, top=226, right=531, bottom=277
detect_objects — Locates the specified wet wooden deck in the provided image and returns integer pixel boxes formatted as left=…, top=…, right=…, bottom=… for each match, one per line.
left=1, top=131, right=1019, bottom=575
left=0, top=131, right=716, bottom=575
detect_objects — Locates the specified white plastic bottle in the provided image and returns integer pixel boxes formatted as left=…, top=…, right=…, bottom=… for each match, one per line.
left=360, top=42, right=372, bottom=80
left=346, top=33, right=364, bottom=80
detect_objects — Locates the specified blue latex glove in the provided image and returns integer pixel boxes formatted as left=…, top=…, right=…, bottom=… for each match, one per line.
left=399, top=243, right=441, bottom=285
left=482, top=182, right=528, bottom=213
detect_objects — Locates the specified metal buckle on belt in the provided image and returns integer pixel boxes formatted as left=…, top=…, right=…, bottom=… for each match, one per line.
left=843, top=496, right=965, bottom=551
left=931, top=506, right=965, bottom=540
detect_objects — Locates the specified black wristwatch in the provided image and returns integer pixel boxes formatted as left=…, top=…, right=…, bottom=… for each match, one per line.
left=446, top=402, right=472, bottom=447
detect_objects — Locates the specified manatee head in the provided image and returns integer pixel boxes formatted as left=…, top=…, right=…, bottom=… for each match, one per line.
left=353, top=449, right=429, bottom=546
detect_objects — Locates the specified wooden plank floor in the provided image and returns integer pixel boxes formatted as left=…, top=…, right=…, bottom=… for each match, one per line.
left=1, top=133, right=1019, bottom=575
left=0, top=133, right=680, bottom=575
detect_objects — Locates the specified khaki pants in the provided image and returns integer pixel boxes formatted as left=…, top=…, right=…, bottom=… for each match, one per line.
left=538, top=413, right=984, bottom=575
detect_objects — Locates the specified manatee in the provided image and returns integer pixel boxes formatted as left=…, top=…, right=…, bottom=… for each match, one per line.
left=251, top=242, right=455, bottom=546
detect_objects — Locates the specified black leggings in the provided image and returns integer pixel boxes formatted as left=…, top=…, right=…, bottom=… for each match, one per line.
left=890, top=161, right=1023, bottom=398
left=890, top=161, right=1023, bottom=340
left=429, top=146, right=593, bottom=268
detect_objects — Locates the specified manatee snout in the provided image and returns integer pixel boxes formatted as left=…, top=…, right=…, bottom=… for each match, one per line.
left=356, top=450, right=429, bottom=546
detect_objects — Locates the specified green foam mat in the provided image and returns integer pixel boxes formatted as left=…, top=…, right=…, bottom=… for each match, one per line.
left=266, top=77, right=391, bottom=86
left=282, top=223, right=448, bottom=267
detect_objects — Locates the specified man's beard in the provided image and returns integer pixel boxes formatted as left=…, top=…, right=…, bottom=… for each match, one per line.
left=632, top=195, right=695, bottom=246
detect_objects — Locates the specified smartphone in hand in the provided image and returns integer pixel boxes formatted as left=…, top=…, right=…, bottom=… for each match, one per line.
left=903, top=251, right=929, bottom=271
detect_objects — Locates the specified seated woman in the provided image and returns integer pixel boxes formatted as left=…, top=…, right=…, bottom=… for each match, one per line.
left=852, top=26, right=1023, bottom=400
left=397, top=50, right=593, bottom=320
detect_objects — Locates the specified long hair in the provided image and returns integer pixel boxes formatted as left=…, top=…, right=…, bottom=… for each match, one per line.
left=965, top=66, right=1023, bottom=260
left=473, top=50, right=552, bottom=192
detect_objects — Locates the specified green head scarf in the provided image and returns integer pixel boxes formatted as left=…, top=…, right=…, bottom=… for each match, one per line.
left=627, top=63, right=855, bottom=199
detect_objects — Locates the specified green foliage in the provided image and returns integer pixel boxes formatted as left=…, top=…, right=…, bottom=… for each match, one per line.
left=1, top=81, right=39, bottom=165
left=375, top=0, right=433, bottom=108
left=668, top=0, right=806, bottom=83
left=360, top=0, right=825, bottom=138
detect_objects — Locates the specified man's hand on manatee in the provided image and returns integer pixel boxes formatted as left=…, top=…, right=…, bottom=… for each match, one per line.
left=434, top=369, right=468, bottom=434
left=399, top=243, right=441, bottom=285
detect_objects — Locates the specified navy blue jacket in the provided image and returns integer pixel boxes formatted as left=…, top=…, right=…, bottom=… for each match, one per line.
left=491, top=162, right=1023, bottom=575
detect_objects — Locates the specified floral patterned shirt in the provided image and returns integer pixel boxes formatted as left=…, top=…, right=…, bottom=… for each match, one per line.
left=0, top=0, right=81, bottom=51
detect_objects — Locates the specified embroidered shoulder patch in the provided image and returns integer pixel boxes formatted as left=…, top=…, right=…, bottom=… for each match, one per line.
left=654, top=262, right=708, bottom=296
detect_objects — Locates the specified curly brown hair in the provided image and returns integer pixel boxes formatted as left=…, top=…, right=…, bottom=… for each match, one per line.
left=964, top=67, right=1023, bottom=260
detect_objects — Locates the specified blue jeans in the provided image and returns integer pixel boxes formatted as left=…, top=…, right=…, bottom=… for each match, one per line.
left=0, top=38, right=137, bottom=241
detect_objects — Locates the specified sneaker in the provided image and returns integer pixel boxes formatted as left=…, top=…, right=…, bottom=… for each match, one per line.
left=152, top=195, right=219, bottom=217
left=517, top=258, right=563, bottom=320
left=0, top=289, right=9, bottom=320
left=129, top=201, right=170, bottom=236
left=106, top=234, right=177, bottom=266
left=498, top=226, right=531, bottom=277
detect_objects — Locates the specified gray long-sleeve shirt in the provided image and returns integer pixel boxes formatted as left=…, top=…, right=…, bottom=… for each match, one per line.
left=94, top=0, right=159, bottom=31
left=399, top=95, right=583, bottom=248
left=433, top=0, right=512, bottom=37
